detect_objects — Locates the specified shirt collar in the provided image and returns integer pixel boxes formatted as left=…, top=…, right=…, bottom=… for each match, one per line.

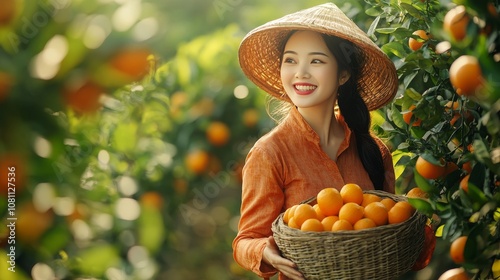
left=283, top=106, right=352, bottom=156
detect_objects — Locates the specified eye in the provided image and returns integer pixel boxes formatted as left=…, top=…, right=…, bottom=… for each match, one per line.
left=282, top=57, right=296, bottom=64
left=311, top=59, right=324, bottom=64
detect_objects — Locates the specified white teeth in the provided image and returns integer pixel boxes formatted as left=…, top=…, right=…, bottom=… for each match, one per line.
left=295, top=85, right=316, bottom=91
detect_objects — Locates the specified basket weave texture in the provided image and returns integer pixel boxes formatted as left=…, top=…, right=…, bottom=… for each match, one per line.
left=272, top=190, right=427, bottom=280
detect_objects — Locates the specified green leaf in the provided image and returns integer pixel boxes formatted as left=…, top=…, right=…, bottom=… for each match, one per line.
left=408, top=197, right=434, bottom=216
left=370, top=110, right=386, bottom=129
left=469, top=162, right=486, bottom=190
left=366, top=7, right=383, bottom=17
left=397, top=142, right=410, bottom=150
left=442, top=215, right=457, bottom=240
left=139, top=204, right=166, bottom=254
left=394, top=165, right=406, bottom=180
left=410, top=126, right=426, bottom=139
left=466, top=183, right=489, bottom=211
left=76, top=244, right=120, bottom=276
left=435, top=224, right=444, bottom=237
left=367, top=15, right=381, bottom=40
left=420, top=152, right=444, bottom=167
left=413, top=168, right=434, bottom=192
left=399, top=3, right=423, bottom=19
left=375, top=27, right=398, bottom=34
left=390, top=106, right=406, bottom=129
left=391, top=28, right=413, bottom=41
left=403, top=71, right=419, bottom=90
left=392, top=150, right=413, bottom=165
left=112, top=122, right=138, bottom=153
left=381, top=42, right=408, bottom=58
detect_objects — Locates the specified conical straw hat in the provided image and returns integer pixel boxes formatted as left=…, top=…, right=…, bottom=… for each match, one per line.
left=238, top=3, right=398, bottom=111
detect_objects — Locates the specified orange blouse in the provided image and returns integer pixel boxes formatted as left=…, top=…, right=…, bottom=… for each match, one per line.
left=232, top=107, right=395, bottom=279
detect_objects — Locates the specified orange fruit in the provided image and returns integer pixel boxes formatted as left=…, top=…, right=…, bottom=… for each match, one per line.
left=415, top=156, right=446, bottom=180
left=331, top=219, right=353, bottom=231
left=321, top=216, right=339, bottom=231
left=380, top=198, right=396, bottom=211
left=388, top=201, right=415, bottom=224
left=462, top=161, right=472, bottom=174
left=16, top=202, right=54, bottom=244
left=140, top=191, right=164, bottom=210
left=109, top=47, right=151, bottom=81
left=443, top=5, right=470, bottom=41
left=64, top=80, right=103, bottom=114
left=0, top=153, right=27, bottom=197
left=340, top=183, right=363, bottom=205
left=206, top=121, right=230, bottom=146
left=288, top=217, right=300, bottom=229
left=403, top=105, right=422, bottom=126
left=449, top=55, right=484, bottom=96
left=406, top=187, right=429, bottom=199
left=0, top=0, right=16, bottom=25
left=445, top=161, right=459, bottom=176
left=287, top=205, right=298, bottom=221
left=339, top=202, right=364, bottom=225
left=435, top=41, right=452, bottom=55
left=293, top=204, right=317, bottom=227
left=449, top=113, right=462, bottom=127
left=242, top=109, right=259, bottom=127
left=460, top=174, right=470, bottom=193
left=364, top=202, right=388, bottom=226
left=66, top=204, right=88, bottom=223
left=354, top=218, right=376, bottom=230
left=300, top=218, right=324, bottom=232
left=445, top=101, right=460, bottom=112
left=467, top=144, right=474, bottom=153
left=361, top=193, right=381, bottom=207
left=438, top=267, right=470, bottom=280
left=283, top=207, right=292, bottom=224
left=450, top=236, right=468, bottom=264
left=317, top=188, right=343, bottom=216
left=313, top=204, right=326, bottom=221
left=185, top=149, right=210, bottom=175
left=408, top=30, right=429, bottom=51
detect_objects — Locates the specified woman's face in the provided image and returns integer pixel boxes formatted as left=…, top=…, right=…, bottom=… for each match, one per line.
left=280, top=31, right=348, bottom=109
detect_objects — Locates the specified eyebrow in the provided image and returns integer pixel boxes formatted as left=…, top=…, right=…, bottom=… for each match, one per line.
left=283, top=50, right=329, bottom=57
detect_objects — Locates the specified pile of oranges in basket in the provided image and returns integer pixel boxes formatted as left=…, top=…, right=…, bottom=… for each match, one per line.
left=283, top=184, right=416, bottom=232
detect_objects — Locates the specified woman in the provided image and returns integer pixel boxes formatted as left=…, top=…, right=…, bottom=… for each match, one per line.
left=233, top=3, right=398, bottom=279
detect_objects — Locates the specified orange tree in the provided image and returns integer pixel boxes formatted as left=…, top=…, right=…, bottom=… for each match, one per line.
left=0, top=0, right=270, bottom=278
left=363, top=0, right=500, bottom=278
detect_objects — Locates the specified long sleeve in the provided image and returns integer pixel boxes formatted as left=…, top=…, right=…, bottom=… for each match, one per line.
left=232, top=146, right=285, bottom=278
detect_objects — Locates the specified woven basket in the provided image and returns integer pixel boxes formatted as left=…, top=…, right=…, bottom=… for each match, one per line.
left=272, top=190, right=427, bottom=280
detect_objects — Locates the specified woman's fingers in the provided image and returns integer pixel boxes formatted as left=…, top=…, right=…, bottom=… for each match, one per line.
left=265, top=236, right=304, bottom=279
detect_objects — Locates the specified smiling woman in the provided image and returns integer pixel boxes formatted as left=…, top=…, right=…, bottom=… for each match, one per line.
left=233, top=3, right=399, bottom=280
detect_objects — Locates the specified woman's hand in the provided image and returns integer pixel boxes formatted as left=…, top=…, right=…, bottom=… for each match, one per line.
left=262, top=236, right=305, bottom=280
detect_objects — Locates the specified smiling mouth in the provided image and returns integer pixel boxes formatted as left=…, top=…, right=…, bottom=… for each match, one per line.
left=294, top=84, right=317, bottom=94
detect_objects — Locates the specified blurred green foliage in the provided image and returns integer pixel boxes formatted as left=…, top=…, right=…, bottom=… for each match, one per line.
left=0, top=0, right=498, bottom=279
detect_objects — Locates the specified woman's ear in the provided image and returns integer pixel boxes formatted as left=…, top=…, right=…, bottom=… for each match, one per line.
left=339, top=71, right=351, bottom=86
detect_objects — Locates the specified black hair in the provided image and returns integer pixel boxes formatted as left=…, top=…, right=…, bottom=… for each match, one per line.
left=320, top=34, right=385, bottom=190
left=275, top=31, right=386, bottom=189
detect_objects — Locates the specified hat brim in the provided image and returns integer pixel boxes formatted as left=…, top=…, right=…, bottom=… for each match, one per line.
left=238, top=3, right=398, bottom=111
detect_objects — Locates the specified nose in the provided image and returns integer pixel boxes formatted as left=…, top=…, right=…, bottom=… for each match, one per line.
left=295, top=64, right=311, bottom=79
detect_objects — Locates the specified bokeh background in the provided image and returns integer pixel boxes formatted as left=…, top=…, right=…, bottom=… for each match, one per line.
left=0, top=0, right=498, bottom=279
